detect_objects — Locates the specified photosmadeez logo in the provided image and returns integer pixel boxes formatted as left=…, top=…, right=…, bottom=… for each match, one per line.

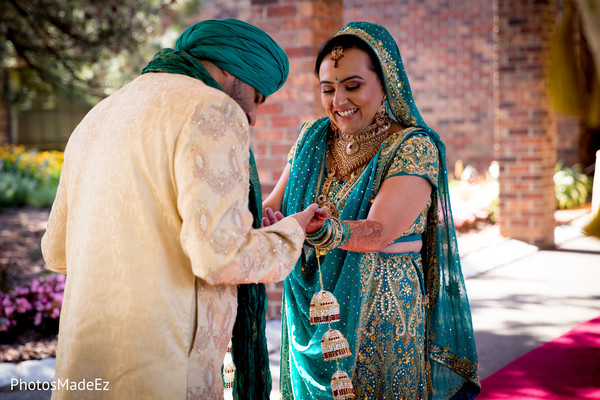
left=11, top=378, right=110, bottom=391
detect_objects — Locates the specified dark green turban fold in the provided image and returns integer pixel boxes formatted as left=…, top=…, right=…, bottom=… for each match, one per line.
left=142, top=18, right=288, bottom=96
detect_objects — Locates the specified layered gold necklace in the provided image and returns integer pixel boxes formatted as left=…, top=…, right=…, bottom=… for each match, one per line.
left=316, top=105, right=393, bottom=219
left=329, top=105, right=392, bottom=180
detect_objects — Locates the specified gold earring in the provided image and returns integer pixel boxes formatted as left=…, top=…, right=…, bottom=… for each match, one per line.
left=375, top=101, right=387, bottom=121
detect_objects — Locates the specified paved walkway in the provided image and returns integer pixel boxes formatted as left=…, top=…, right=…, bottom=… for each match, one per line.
left=3, top=215, right=600, bottom=399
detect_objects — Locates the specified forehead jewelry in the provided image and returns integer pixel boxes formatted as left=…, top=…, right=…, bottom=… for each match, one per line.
left=330, top=46, right=344, bottom=68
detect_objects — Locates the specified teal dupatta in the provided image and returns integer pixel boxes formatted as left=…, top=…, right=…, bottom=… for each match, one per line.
left=280, top=22, right=480, bottom=399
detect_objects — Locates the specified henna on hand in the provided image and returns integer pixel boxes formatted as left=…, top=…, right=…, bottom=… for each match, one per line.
left=339, top=220, right=384, bottom=252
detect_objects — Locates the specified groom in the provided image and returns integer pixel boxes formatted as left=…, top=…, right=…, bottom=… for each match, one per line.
left=42, top=19, right=321, bottom=399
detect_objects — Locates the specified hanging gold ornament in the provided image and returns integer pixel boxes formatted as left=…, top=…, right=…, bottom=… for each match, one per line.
left=321, top=329, right=352, bottom=361
left=312, top=248, right=355, bottom=399
left=223, top=341, right=235, bottom=389
left=309, top=290, right=341, bottom=324
left=331, top=370, right=356, bottom=399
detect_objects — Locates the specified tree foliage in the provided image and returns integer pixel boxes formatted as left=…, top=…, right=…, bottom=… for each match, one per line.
left=0, top=0, right=203, bottom=107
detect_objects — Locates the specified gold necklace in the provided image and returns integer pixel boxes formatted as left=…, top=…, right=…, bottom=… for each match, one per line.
left=329, top=107, right=392, bottom=180
left=316, top=172, right=340, bottom=219
left=316, top=167, right=364, bottom=219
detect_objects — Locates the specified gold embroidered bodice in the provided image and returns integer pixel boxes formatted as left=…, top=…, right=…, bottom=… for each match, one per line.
left=317, top=133, right=439, bottom=240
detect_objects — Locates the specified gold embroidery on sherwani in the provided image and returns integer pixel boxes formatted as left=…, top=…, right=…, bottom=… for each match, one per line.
left=191, top=144, right=244, bottom=196
left=220, top=97, right=237, bottom=121
left=194, top=203, right=212, bottom=241
left=222, top=97, right=248, bottom=144
left=239, top=250, right=266, bottom=275
left=210, top=202, right=247, bottom=255
left=209, top=167, right=240, bottom=195
left=192, top=144, right=209, bottom=178
left=229, top=146, right=242, bottom=176
left=192, top=98, right=248, bottom=144
left=192, top=109, right=228, bottom=139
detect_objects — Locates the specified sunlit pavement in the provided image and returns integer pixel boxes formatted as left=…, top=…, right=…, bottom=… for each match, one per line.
left=466, top=220, right=600, bottom=379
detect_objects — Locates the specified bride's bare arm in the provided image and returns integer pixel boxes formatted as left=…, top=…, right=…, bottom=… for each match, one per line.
left=338, top=174, right=432, bottom=253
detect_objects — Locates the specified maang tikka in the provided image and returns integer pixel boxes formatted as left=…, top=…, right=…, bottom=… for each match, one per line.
left=331, top=46, right=344, bottom=67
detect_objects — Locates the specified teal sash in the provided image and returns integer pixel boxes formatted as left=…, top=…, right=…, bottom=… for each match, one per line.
left=230, top=150, right=272, bottom=399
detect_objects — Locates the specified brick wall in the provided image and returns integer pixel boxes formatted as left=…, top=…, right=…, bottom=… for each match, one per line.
left=557, top=115, right=581, bottom=167
left=344, top=0, right=496, bottom=174
left=189, top=0, right=251, bottom=20
left=249, top=0, right=342, bottom=196
left=494, top=0, right=557, bottom=247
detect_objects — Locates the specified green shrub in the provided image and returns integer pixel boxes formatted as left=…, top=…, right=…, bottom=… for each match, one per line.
left=0, top=145, right=63, bottom=208
left=0, top=172, right=37, bottom=207
left=554, top=162, right=592, bottom=210
left=29, top=184, right=59, bottom=208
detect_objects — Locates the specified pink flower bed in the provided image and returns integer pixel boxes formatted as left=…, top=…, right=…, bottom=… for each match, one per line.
left=0, top=274, right=65, bottom=339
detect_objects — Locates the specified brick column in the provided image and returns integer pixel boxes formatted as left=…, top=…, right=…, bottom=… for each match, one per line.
left=494, top=0, right=557, bottom=247
left=249, top=0, right=343, bottom=319
left=250, top=0, right=342, bottom=194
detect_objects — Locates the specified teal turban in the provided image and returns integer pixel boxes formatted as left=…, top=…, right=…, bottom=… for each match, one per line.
left=142, top=19, right=288, bottom=97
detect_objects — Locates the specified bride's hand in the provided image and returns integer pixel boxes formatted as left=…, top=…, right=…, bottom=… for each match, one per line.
left=262, top=207, right=285, bottom=227
left=305, top=208, right=330, bottom=234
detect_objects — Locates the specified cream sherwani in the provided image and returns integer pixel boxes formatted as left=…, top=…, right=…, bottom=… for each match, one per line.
left=41, top=73, right=304, bottom=399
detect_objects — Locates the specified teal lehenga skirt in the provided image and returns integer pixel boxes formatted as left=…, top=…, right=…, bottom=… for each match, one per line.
left=352, top=251, right=427, bottom=399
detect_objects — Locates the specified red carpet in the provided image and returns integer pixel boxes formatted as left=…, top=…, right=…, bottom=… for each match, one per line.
left=478, top=315, right=600, bottom=400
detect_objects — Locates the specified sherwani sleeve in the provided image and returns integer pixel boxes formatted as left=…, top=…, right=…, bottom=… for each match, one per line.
left=175, top=96, right=305, bottom=285
left=41, top=167, right=68, bottom=274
